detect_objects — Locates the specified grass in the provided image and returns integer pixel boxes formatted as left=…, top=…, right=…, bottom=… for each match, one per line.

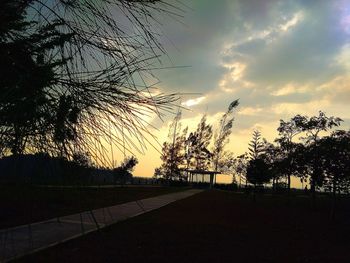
left=0, top=185, right=187, bottom=229
left=17, top=190, right=350, bottom=263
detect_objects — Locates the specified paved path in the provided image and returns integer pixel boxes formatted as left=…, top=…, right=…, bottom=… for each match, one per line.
left=0, top=189, right=202, bottom=262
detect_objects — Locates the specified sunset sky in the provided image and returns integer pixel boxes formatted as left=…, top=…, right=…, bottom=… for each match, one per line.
left=125, top=0, right=350, bottom=184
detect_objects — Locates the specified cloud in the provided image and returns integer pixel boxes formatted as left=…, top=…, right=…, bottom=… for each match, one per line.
left=238, top=107, right=263, bottom=116
left=319, top=75, right=350, bottom=105
left=231, top=10, right=304, bottom=49
left=222, top=62, right=247, bottom=81
left=279, top=11, right=304, bottom=31
left=271, top=83, right=309, bottom=96
left=335, top=43, right=350, bottom=70
left=223, top=1, right=346, bottom=87
left=127, top=0, right=350, bottom=180
left=181, top=96, right=206, bottom=107
left=271, top=100, right=331, bottom=116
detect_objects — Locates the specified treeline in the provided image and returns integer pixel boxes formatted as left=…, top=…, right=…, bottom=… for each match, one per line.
left=0, top=153, right=138, bottom=185
left=242, top=111, right=349, bottom=196
left=155, top=104, right=350, bottom=196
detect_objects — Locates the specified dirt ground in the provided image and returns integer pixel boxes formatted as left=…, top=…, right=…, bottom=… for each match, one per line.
left=18, top=190, right=350, bottom=263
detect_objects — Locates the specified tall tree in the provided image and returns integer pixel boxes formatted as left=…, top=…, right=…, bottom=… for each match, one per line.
left=232, top=153, right=249, bottom=187
left=295, top=111, right=343, bottom=194
left=276, top=115, right=305, bottom=191
left=156, top=112, right=187, bottom=181
left=283, top=142, right=310, bottom=188
left=246, top=130, right=270, bottom=187
left=260, top=141, right=284, bottom=190
left=216, top=151, right=236, bottom=184
left=246, top=158, right=270, bottom=187
left=187, top=115, right=213, bottom=170
left=168, top=110, right=183, bottom=177
left=212, top=100, right=239, bottom=172
left=318, top=130, right=350, bottom=197
left=248, top=130, right=264, bottom=160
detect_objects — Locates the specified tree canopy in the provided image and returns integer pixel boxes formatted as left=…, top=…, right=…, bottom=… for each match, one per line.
left=0, top=0, right=181, bottom=164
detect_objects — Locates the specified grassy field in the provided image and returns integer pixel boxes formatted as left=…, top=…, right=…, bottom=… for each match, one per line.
left=18, top=190, right=350, bottom=263
left=0, top=185, right=187, bottom=229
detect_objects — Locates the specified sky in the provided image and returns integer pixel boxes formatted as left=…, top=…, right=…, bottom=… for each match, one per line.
left=122, top=0, right=350, bottom=184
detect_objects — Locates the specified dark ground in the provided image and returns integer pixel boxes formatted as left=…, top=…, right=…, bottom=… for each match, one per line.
left=17, top=190, right=350, bottom=263
left=0, top=185, right=186, bottom=229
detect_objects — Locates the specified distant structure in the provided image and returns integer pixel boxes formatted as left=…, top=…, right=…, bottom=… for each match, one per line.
left=183, top=169, right=221, bottom=188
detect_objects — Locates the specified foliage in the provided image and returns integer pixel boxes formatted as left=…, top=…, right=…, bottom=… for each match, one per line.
left=248, top=130, right=265, bottom=160
left=186, top=115, right=213, bottom=170
left=113, top=156, right=138, bottom=184
left=273, top=111, right=345, bottom=194
left=260, top=142, right=284, bottom=189
left=155, top=105, right=350, bottom=197
left=297, top=111, right=343, bottom=143
left=157, top=100, right=238, bottom=182
left=317, top=130, right=350, bottom=194
left=0, top=0, right=181, bottom=162
left=0, top=0, right=73, bottom=156
left=275, top=115, right=307, bottom=190
left=246, top=158, right=271, bottom=186
left=72, top=152, right=92, bottom=168
left=159, top=130, right=187, bottom=181
left=293, top=111, right=343, bottom=192
left=276, top=115, right=305, bottom=148
left=155, top=112, right=187, bottom=181
left=212, top=100, right=239, bottom=170
left=245, top=130, right=272, bottom=186
left=216, top=151, right=236, bottom=182
left=231, top=153, right=249, bottom=186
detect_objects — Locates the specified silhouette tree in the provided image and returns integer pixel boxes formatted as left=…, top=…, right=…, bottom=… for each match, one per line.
left=261, top=141, right=284, bottom=190
left=276, top=115, right=305, bottom=191
left=298, top=111, right=343, bottom=144
left=157, top=114, right=187, bottom=181
left=212, top=100, right=239, bottom=172
left=113, top=156, right=138, bottom=184
left=187, top=115, right=213, bottom=170
left=0, top=0, right=73, bottom=156
left=153, top=167, right=163, bottom=180
left=246, top=131, right=270, bottom=187
left=168, top=111, right=184, bottom=177
left=232, top=153, right=249, bottom=187
left=284, top=142, right=310, bottom=188
left=246, top=158, right=270, bottom=187
left=294, top=111, right=343, bottom=194
left=1, top=0, right=181, bottom=162
left=248, top=130, right=264, bottom=160
left=318, top=130, right=350, bottom=196
left=72, top=152, right=92, bottom=169
left=184, top=130, right=194, bottom=175
left=216, top=151, right=236, bottom=184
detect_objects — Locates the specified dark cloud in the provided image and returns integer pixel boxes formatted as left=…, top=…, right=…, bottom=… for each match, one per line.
left=228, top=1, right=348, bottom=86
left=154, top=0, right=350, bottom=129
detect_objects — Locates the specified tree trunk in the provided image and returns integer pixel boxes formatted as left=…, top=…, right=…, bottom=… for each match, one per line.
left=286, top=174, right=291, bottom=206
left=287, top=174, right=291, bottom=191
left=331, top=179, right=337, bottom=220
left=310, top=177, right=316, bottom=209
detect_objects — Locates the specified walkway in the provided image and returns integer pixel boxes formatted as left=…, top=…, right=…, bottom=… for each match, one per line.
left=0, top=189, right=202, bottom=262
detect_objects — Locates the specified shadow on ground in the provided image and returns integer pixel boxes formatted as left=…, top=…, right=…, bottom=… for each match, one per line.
left=18, top=190, right=350, bottom=263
